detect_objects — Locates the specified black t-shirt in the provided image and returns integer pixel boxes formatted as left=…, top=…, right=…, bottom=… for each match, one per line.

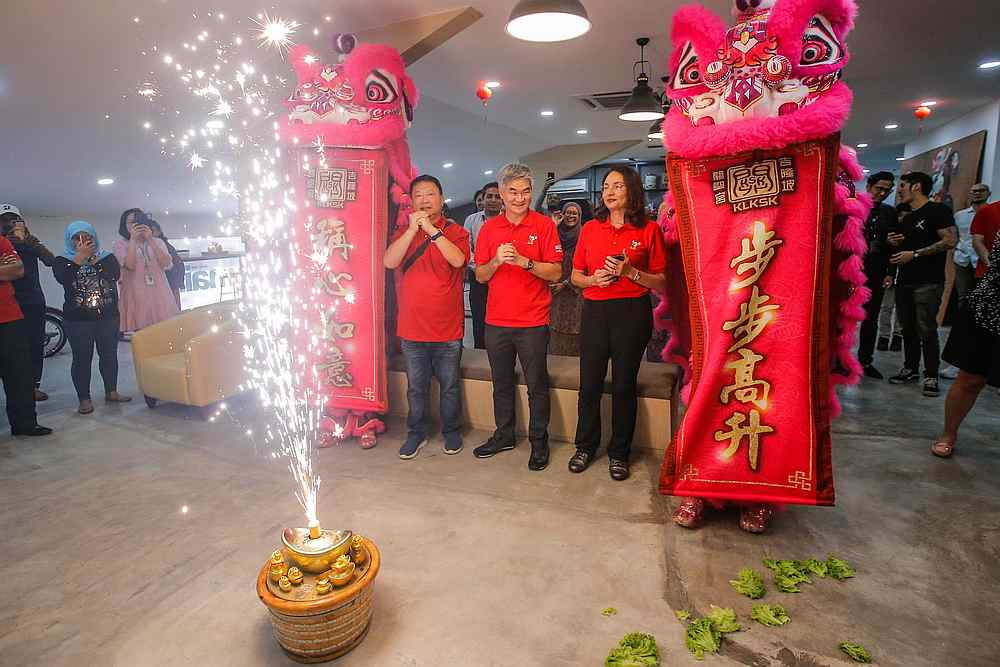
left=52, top=255, right=121, bottom=321
left=896, top=201, right=955, bottom=285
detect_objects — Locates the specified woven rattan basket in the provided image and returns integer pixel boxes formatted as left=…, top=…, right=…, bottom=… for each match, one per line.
left=257, top=537, right=381, bottom=663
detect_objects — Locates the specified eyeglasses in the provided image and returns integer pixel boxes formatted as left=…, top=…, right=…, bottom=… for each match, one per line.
left=602, top=183, right=627, bottom=192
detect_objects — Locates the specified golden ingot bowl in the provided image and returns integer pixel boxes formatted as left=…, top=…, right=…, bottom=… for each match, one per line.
left=281, top=527, right=353, bottom=574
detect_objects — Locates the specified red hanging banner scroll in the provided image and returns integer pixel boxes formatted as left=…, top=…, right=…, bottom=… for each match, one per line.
left=289, top=147, right=389, bottom=414
left=660, top=135, right=840, bottom=506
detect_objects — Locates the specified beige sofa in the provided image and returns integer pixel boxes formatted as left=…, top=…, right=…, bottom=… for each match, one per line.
left=131, top=303, right=246, bottom=418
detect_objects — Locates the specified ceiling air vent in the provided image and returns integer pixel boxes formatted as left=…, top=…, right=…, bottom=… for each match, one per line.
left=575, top=91, right=634, bottom=111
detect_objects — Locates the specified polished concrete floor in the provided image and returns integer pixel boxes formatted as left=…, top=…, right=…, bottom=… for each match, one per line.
left=2, top=343, right=998, bottom=666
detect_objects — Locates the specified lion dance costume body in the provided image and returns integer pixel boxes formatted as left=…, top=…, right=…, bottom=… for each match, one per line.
left=656, top=0, right=870, bottom=532
left=279, top=36, right=420, bottom=449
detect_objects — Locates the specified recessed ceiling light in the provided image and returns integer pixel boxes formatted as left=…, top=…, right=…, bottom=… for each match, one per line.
left=142, top=121, right=152, bottom=129
left=97, top=178, right=115, bottom=186
left=576, top=129, right=588, bottom=135
left=896, top=157, right=905, bottom=161
left=862, top=169, right=870, bottom=173
left=884, top=123, right=899, bottom=130
left=484, top=81, right=501, bottom=89
left=856, top=143, right=869, bottom=148
left=484, top=170, right=494, bottom=175
left=442, top=162, right=454, bottom=169
left=540, top=110, right=555, bottom=117
left=444, top=198, right=453, bottom=203
left=919, top=100, right=938, bottom=107
left=979, top=60, right=1000, bottom=70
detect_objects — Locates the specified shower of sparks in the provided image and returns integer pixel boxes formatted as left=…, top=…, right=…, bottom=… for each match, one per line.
left=251, top=14, right=299, bottom=57
left=128, top=12, right=325, bottom=524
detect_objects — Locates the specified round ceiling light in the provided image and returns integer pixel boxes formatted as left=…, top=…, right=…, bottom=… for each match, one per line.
left=97, top=178, right=115, bottom=186
left=506, top=0, right=591, bottom=43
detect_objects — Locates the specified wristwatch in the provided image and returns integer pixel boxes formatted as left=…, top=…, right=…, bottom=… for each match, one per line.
left=913, top=249, right=921, bottom=258
left=525, top=258, right=535, bottom=271
left=429, top=230, right=444, bottom=241
left=630, top=269, right=641, bottom=282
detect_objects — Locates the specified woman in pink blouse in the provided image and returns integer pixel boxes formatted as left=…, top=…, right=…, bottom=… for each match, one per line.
left=113, top=208, right=179, bottom=334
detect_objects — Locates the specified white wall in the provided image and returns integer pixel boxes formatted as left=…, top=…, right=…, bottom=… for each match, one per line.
left=20, top=212, right=223, bottom=308
left=904, top=99, right=1000, bottom=190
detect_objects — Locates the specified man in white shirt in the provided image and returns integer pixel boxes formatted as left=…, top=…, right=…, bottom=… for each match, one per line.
left=464, top=182, right=501, bottom=348
left=952, top=183, right=991, bottom=298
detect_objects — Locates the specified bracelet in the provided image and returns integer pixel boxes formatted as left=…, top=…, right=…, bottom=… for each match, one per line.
left=429, top=231, right=444, bottom=242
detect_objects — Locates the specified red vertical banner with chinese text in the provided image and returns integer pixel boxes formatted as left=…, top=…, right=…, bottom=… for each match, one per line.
left=660, top=136, right=840, bottom=506
left=289, top=147, right=389, bottom=414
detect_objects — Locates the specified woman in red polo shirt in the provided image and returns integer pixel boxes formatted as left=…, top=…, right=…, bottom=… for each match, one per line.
left=567, top=166, right=667, bottom=481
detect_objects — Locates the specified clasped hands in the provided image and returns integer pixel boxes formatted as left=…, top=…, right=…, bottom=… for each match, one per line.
left=494, top=242, right=530, bottom=270
left=408, top=211, right=439, bottom=237
left=591, top=254, right=633, bottom=288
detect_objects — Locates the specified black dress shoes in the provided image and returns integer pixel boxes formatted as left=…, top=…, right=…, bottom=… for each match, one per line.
left=12, top=425, right=53, bottom=436
left=609, top=458, right=630, bottom=481
left=568, top=449, right=594, bottom=473
left=528, top=446, right=549, bottom=471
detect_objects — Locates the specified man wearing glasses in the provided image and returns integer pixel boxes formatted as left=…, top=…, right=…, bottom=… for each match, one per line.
left=472, top=163, right=562, bottom=471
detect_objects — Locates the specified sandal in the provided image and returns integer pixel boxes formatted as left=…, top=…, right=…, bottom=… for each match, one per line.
left=78, top=399, right=94, bottom=415
left=931, top=440, right=955, bottom=458
left=105, top=392, right=133, bottom=403
left=672, top=497, right=706, bottom=529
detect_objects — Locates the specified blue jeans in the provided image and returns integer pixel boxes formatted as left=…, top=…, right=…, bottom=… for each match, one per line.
left=401, top=339, right=463, bottom=446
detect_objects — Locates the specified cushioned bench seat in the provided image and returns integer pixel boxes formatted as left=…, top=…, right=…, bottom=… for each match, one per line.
left=387, top=348, right=680, bottom=451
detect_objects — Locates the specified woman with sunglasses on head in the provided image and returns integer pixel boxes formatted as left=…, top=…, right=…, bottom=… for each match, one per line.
left=52, top=221, right=131, bottom=414
left=567, top=167, right=667, bottom=481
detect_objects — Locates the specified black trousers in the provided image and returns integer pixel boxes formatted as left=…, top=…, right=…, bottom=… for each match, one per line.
left=0, top=318, right=38, bottom=430
left=575, top=296, right=653, bottom=461
left=19, top=303, right=46, bottom=387
left=65, top=317, right=121, bottom=400
left=468, top=272, right=489, bottom=349
left=857, top=276, right=885, bottom=366
left=896, top=283, right=944, bottom=378
left=485, top=324, right=549, bottom=448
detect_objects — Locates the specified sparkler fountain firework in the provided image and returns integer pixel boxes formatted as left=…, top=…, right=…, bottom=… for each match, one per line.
left=131, top=13, right=395, bottom=659
left=129, top=11, right=327, bottom=524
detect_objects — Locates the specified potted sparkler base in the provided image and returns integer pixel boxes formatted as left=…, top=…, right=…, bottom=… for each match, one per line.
left=257, top=525, right=380, bottom=663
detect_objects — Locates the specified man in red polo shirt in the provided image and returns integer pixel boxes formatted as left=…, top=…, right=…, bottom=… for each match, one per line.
left=472, top=163, right=563, bottom=470
left=384, top=175, right=470, bottom=459
left=0, top=234, right=52, bottom=436
left=971, top=199, right=1000, bottom=279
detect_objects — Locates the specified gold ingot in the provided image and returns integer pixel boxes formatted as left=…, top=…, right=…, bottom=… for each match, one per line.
left=330, top=556, right=356, bottom=587
left=269, top=564, right=286, bottom=583
left=351, top=535, right=367, bottom=565
left=287, top=567, right=304, bottom=585
left=270, top=550, right=285, bottom=566
left=315, top=578, right=332, bottom=595
left=278, top=576, right=293, bottom=592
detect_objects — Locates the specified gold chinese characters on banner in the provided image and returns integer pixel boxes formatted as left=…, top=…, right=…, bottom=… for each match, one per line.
left=714, top=221, right=783, bottom=471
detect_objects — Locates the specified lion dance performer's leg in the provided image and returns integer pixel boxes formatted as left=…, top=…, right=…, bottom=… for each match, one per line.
left=655, top=0, right=865, bottom=533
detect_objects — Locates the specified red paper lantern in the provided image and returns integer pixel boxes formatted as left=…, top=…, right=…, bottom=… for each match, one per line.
left=476, top=84, right=493, bottom=106
left=914, top=105, right=932, bottom=121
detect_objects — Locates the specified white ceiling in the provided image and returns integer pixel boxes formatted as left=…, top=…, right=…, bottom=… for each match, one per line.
left=1, top=0, right=999, bottom=227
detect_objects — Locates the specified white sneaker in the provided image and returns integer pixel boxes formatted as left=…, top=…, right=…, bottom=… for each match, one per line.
left=938, top=364, right=958, bottom=379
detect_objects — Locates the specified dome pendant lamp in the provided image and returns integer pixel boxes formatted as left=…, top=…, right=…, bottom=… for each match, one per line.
left=506, top=0, right=592, bottom=43
left=620, top=37, right=664, bottom=122
left=647, top=77, right=672, bottom=140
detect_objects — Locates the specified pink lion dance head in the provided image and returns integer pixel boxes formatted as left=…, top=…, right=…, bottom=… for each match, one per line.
left=665, top=0, right=857, bottom=156
left=280, top=37, right=419, bottom=148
